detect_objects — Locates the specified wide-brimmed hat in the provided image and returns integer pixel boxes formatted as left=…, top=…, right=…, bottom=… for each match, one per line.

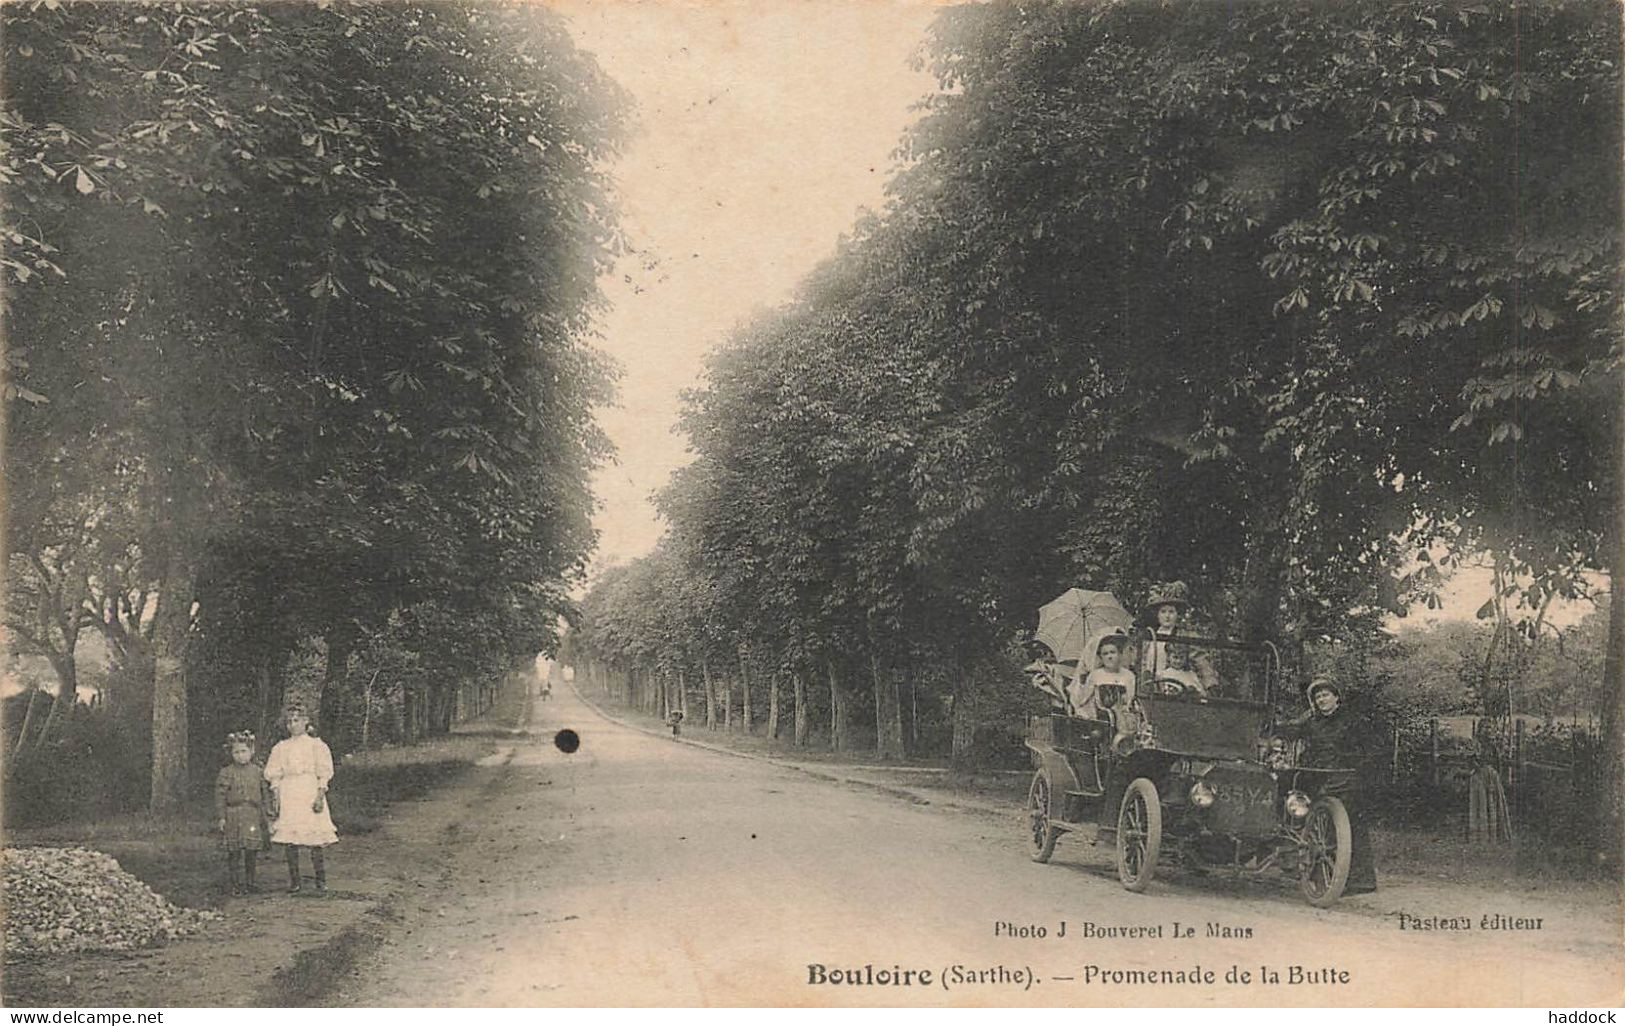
left=1304, top=675, right=1342, bottom=701
left=1140, top=580, right=1191, bottom=620
left=224, top=729, right=257, bottom=748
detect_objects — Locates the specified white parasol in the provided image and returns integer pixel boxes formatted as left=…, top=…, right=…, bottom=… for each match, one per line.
left=1035, top=589, right=1133, bottom=667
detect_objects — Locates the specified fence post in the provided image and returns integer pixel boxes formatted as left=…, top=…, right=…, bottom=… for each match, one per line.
left=1391, top=723, right=1401, bottom=784
left=1571, top=728, right=1584, bottom=845
left=1430, top=718, right=1440, bottom=787
left=1513, top=718, right=1526, bottom=819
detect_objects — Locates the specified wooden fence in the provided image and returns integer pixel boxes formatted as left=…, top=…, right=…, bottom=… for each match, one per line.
left=1377, top=715, right=1607, bottom=845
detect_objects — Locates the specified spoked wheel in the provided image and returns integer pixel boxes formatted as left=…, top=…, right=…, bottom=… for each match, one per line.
left=1299, top=796, right=1352, bottom=907
left=1116, top=777, right=1162, bottom=892
left=1027, top=770, right=1059, bottom=863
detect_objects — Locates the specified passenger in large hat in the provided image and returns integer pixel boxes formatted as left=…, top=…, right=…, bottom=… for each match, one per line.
left=1139, top=580, right=1217, bottom=694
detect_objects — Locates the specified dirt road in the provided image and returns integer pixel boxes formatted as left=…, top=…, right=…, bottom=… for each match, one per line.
left=333, top=683, right=1623, bottom=1007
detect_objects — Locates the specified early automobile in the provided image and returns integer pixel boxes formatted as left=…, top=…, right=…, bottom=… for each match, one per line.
left=1023, top=629, right=1355, bottom=907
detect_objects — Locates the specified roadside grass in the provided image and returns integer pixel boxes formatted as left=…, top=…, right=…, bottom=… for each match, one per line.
left=259, top=905, right=396, bottom=1007
left=4, top=731, right=508, bottom=911
left=1374, top=822, right=1613, bottom=887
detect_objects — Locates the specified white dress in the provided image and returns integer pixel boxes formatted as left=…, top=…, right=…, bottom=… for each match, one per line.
left=264, top=733, right=338, bottom=846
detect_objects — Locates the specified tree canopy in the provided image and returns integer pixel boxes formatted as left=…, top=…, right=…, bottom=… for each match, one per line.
left=569, top=0, right=1621, bottom=774
left=4, top=1, right=624, bottom=812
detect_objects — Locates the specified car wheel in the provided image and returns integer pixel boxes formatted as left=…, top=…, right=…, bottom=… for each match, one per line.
left=1299, top=796, right=1352, bottom=907
left=1116, top=777, right=1161, bottom=892
left=1028, top=770, right=1059, bottom=863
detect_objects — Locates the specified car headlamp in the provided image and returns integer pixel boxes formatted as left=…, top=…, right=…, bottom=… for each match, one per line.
left=1284, top=790, right=1312, bottom=819
left=1189, top=780, right=1216, bottom=809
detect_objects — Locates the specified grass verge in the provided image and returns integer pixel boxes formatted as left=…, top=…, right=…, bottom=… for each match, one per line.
left=5, top=732, right=505, bottom=910
left=258, top=902, right=400, bottom=1007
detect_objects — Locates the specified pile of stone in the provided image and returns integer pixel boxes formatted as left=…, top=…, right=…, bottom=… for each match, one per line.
left=3, top=847, right=219, bottom=956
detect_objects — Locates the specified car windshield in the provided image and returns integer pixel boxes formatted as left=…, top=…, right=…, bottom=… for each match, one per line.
left=1131, top=634, right=1274, bottom=701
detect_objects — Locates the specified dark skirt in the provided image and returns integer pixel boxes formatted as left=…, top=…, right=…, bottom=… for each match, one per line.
left=1319, top=774, right=1376, bottom=891
left=222, top=804, right=272, bottom=852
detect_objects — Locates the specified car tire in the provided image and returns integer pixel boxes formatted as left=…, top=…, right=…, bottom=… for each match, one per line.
left=1116, top=777, right=1161, bottom=892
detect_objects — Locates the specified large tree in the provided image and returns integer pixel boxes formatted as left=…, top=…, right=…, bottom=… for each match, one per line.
left=5, top=1, right=623, bottom=810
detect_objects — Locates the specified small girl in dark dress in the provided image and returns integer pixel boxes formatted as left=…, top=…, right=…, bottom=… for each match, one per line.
left=215, top=730, right=272, bottom=894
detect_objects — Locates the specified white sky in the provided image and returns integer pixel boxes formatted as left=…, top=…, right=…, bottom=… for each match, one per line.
left=545, top=0, right=1600, bottom=629
left=549, top=0, right=942, bottom=571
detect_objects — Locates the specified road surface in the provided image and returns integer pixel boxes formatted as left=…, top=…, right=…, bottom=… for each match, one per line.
left=334, top=683, right=1623, bottom=1006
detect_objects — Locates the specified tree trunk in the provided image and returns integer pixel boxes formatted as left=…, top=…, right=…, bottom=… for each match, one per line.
left=255, top=650, right=287, bottom=751
left=28, top=648, right=78, bottom=753
left=767, top=669, right=781, bottom=740
left=424, top=685, right=440, bottom=735
left=908, top=671, right=919, bottom=748
left=149, top=565, right=197, bottom=815
left=48, top=648, right=79, bottom=721
left=827, top=659, right=850, bottom=753
left=319, top=627, right=353, bottom=753
left=742, top=673, right=753, bottom=736
left=949, top=669, right=979, bottom=774
left=359, top=667, right=379, bottom=749
left=723, top=676, right=733, bottom=731
left=440, top=684, right=456, bottom=733
left=1237, top=523, right=1286, bottom=700
left=9, top=688, right=43, bottom=767
left=701, top=656, right=717, bottom=729
left=677, top=668, right=689, bottom=718
left=871, top=651, right=904, bottom=760
left=1601, top=367, right=1625, bottom=859
left=36, top=688, right=64, bottom=750
left=793, top=672, right=808, bottom=747
left=106, top=631, right=155, bottom=734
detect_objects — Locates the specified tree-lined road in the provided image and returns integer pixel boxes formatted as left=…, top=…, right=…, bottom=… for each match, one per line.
left=335, top=685, right=1622, bottom=1007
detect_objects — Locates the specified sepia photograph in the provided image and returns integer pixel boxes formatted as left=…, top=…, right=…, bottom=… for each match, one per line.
left=1, top=0, right=1622, bottom=1010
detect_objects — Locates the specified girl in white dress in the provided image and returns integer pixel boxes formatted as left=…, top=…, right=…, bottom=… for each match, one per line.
left=264, top=706, right=337, bottom=893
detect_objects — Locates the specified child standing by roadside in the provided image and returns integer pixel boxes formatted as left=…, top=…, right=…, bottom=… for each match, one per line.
left=215, top=731, right=271, bottom=894
left=264, top=706, right=338, bottom=893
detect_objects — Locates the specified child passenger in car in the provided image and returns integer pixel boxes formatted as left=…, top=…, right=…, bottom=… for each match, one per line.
left=1066, top=633, right=1133, bottom=719
left=1085, top=635, right=1134, bottom=698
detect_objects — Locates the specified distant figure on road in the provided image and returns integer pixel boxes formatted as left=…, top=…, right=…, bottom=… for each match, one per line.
left=667, top=709, right=684, bottom=738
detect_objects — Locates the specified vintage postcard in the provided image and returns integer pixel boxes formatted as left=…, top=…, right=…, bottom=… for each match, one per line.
left=2, top=0, right=1621, bottom=1009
